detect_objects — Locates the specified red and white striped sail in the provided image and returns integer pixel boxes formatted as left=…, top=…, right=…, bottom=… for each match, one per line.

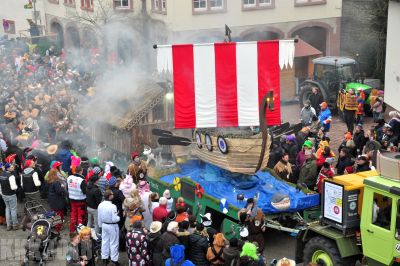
left=156, top=40, right=294, bottom=129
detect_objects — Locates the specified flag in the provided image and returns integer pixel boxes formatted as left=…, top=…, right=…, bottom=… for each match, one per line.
left=157, top=40, right=294, bottom=129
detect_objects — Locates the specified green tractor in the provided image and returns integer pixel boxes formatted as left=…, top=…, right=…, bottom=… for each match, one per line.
left=296, top=151, right=400, bottom=266
left=299, top=56, right=379, bottom=114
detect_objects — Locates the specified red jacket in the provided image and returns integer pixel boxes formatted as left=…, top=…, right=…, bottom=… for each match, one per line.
left=152, top=204, right=168, bottom=222
left=317, top=168, right=335, bottom=193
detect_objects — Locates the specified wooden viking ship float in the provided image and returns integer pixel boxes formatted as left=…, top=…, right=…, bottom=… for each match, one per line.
left=153, top=39, right=298, bottom=175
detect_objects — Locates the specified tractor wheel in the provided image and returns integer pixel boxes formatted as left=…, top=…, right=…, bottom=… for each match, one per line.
left=303, top=236, right=356, bottom=266
left=299, top=86, right=313, bottom=107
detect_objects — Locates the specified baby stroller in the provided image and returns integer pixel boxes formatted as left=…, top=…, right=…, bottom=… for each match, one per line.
left=22, top=200, right=49, bottom=231
left=22, top=212, right=62, bottom=265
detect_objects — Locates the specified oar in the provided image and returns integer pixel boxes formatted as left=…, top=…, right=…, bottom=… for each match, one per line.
left=152, top=128, right=173, bottom=137
left=158, top=137, right=194, bottom=146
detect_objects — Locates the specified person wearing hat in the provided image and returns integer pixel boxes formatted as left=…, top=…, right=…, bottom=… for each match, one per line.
left=188, top=223, right=210, bottom=266
left=283, top=135, right=298, bottom=165
left=300, top=100, right=316, bottom=126
left=0, top=163, right=19, bottom=230
left=22, top=159, right=41, bottom=202
left=108, top=175, right=125, bottom=231
left=309, top=87, right=323, bottom=115
left=67, top=165, right=87, bottom=233
left=165, top=244, right=195, bottom=266
left=86, top=174, right=102, bottom=236
left=353, top=124, right=368, bottom=156
left=146, top=221, right=163, bottom=266
left=98, top=189, right=120, bottom=266
left=85, top=157, right=100, bottom=183
left=318, top=102, right=332, bottom=136
left=127, top=151, right=147, bottom=185
left=201, top=212, right=218, bottom=246
left=126, top=221, right=150, bottom=266
left=355, top=155, right=371, bottom=173
left=296, top=140, right=313, bottom=169
left=159, top=221, right=180, bottom=263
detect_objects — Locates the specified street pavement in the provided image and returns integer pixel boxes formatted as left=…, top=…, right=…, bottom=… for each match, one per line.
left=0, top=103, right=372, bottom=265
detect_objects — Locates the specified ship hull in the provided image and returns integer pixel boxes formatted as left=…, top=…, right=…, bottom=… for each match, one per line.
left=191, top=132, right=271, bottom=175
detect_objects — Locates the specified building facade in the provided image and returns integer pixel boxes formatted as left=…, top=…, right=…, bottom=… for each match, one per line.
left=385, top=0, right=400, bottom=111
left=0, top=0, right=46, bottom=38
left=149, top=0, right=342, bottom=56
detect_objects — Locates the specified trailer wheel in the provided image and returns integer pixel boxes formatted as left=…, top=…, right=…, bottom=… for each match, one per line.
left=303, top=236, right=356, bottom=266
left=299, top=86, right=313, bottom=107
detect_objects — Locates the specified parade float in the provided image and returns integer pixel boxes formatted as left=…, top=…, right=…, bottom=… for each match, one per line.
left=147, top=39, right=320, bottom=237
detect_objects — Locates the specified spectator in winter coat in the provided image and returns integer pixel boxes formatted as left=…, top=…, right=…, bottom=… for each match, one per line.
left=336, top=148, right=354, bottom=175
left=284, top=135, right=298, bottom=165
left=298, top=154, right=317, bottom=190
left=165, top=245, right=195, bottom=266
left=309, top=87, right=324, bottom=115
left=206, top=233, right=228, bottom=265
left=318, top=102, right=332, bottom=136
left=356, top=88, right=365, bottom=124
left=108, top=176, right=125, bottom=230
left=273, top=153, right=293, bottom=182
left=177, top=220, right=191, bottom=258
left=55, top=140, right=73, bottom=173
left=188, top=224, right=210, bottom=266
left=147, top=221, right=163, bottom=266
left=160, top=221, right=180, bottom=262
left=0, top=163, right=19, bottom=230
left=22, top=159, right=41, bottom=201
left=316, top=162, right=335, bottom=193
left=162, top=210, right=177, bottom=233
left=86, top=175, right=102, bottom=236
left=153, top=196, right=169, bottom=222
left=300, top=100, right=316, bottom=126
left=67, top=165, right=87, bottom=233
left=126, top=221, right=150, bottom=266
left=355, top=156, right=371, bottom=173
left=316, top=146, right=335, bottom=169
left=47, top=168, right=67, bottom=232
left=353, top=124, right=368, bottom=156
left=372, top=91, right=384, bottom=122
left=296, top=140, right=313, bottom=169
left=388, top=111, right=400, bottom=136
left=223, top=238, right=240, bottom=266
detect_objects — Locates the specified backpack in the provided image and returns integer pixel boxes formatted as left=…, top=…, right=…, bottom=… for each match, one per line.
left=210, top=246, right=225, bottom=265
